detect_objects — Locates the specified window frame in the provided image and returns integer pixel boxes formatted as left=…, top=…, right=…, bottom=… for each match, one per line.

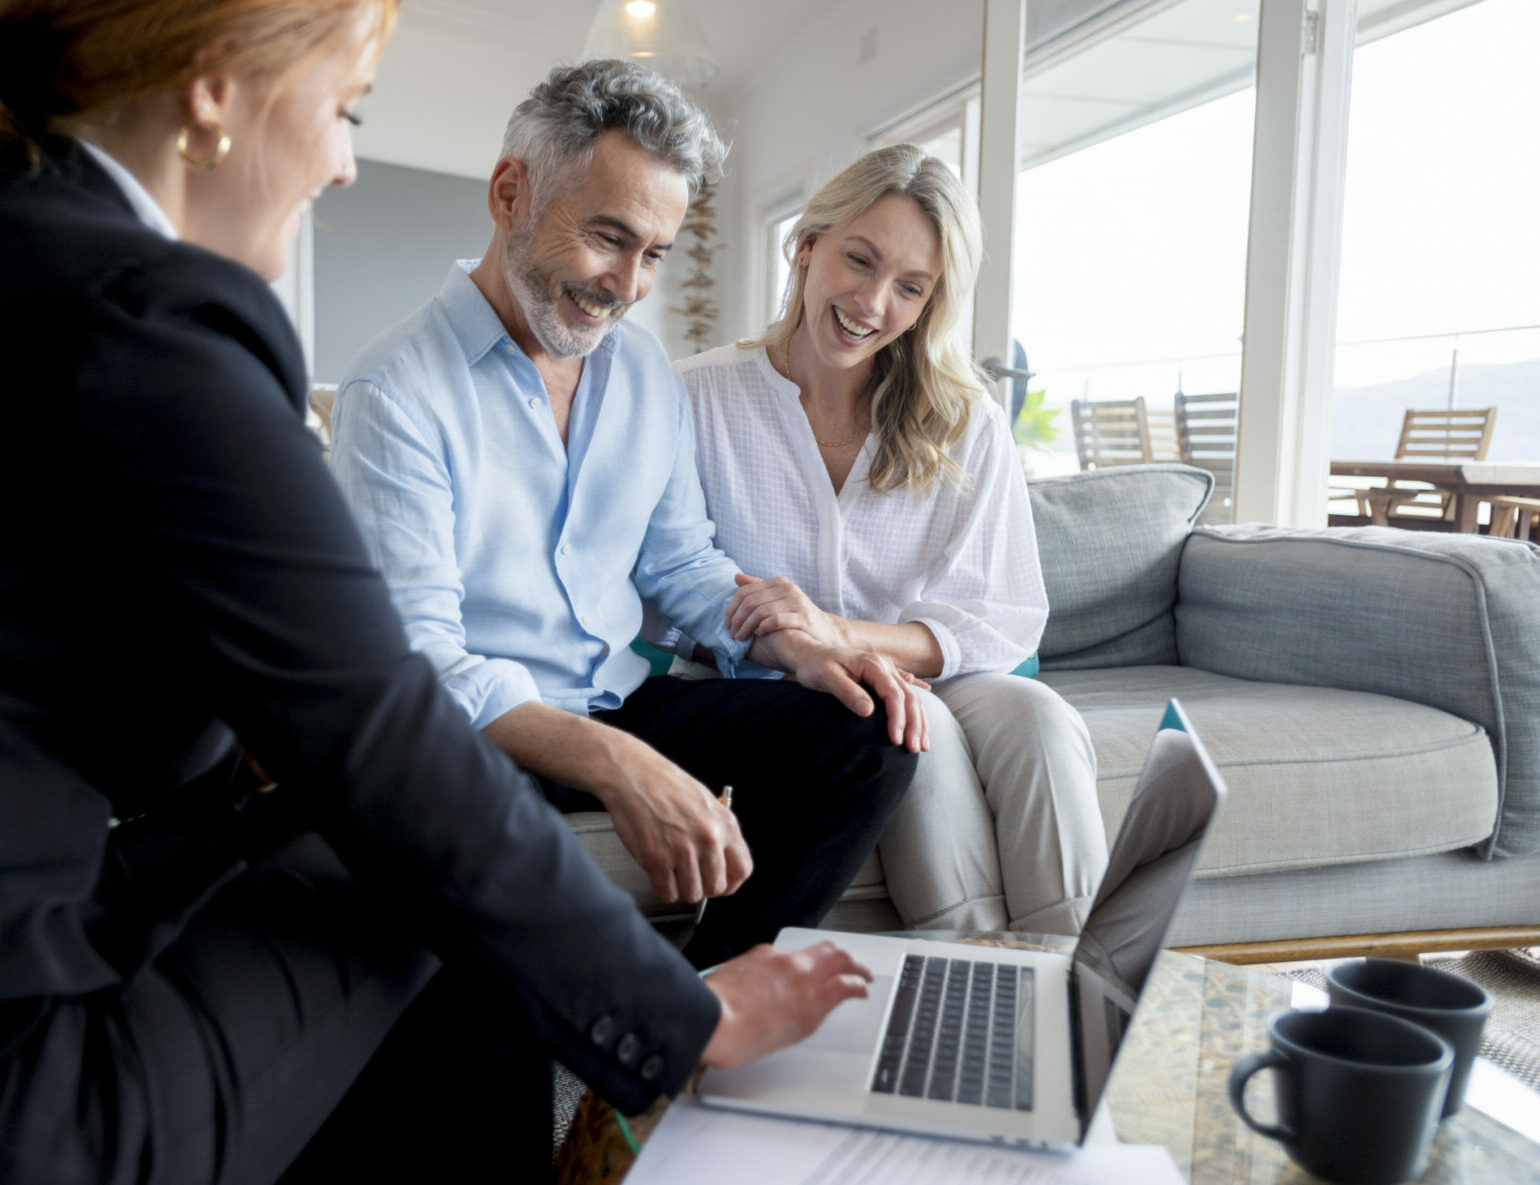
left=974, top=0, right=1360, bottom=525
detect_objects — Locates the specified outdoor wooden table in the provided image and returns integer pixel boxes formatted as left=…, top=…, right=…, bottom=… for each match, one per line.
left=1330, top=459, right=1540, bottom=533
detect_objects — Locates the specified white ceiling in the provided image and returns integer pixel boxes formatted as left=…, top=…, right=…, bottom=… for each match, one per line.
left=353, top=0, right=843, bottom=179
left=1020, top=0, right=1259, bottom=168
left=354, top=0, right=1468, bottom=182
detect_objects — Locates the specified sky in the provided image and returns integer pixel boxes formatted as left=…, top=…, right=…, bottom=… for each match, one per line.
left=1012, top=0, right=1540, bottom=409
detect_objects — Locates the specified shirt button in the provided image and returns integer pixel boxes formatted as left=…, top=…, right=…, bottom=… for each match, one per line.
left=528, top=397, right=540, bottom=409
left=589, top=1015, right=617, bottom=1045
left=560, top=543, right=571, bottom=555
left=615, top=1033, right=640, bottom=1066
left=639, top=1054, right=665, bottom=1082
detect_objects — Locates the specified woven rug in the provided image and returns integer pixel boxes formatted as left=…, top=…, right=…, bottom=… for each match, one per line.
left=554, top=1065, right=588, bottom=1152
left=1284, top=948, right=1540, bottom=1092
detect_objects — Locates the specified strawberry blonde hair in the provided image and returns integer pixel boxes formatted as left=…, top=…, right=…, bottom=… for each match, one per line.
left=0, top=0, right=398, bottom=163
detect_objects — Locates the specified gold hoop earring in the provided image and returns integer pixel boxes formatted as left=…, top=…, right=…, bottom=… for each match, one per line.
left=177, top=122, right=231, bottom=172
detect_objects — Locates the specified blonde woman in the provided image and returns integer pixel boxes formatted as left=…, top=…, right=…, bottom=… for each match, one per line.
left=672, top=144, right=1107, bottom=934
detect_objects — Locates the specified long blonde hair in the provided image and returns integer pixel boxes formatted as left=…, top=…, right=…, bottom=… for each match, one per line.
left=0, top=0, right=399, bottom=164
left=751, top=143, right=987, bottom=495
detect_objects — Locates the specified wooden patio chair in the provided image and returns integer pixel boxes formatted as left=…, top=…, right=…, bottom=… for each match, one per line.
left=1071, top=397, right=1154, bottom=469
left=1489, top=495, right=1540, bottom=541
left=1365, top=407, right=1496, bottom=526
left=1175, top=391, right=1239, bottom=524
left=1146, top=407, right=1182, bottom=462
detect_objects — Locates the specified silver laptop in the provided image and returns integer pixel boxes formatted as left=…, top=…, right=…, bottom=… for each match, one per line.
left=699, top=699, right=1226, bottom=1149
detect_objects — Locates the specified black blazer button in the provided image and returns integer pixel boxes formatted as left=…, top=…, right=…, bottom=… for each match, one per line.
left=590, top=1015, right=617, bottom=1045
left=615, top=1032, right=640, bottom=1066
left=639, top=1054, right=665, bottom=1082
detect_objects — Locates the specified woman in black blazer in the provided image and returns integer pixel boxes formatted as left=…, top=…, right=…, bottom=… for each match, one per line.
left=0, top=3, right=870, bottom=1181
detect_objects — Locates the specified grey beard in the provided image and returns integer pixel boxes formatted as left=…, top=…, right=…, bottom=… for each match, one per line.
left=503, top=235, right=624, bottom=359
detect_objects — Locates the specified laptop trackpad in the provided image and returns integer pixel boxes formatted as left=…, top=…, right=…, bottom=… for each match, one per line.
left=805, top=973, right=893, bottom=1055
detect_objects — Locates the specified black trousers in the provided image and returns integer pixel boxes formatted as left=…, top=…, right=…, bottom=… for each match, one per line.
left=0, top=835, right=556, bottom=1185
left=589, top=675, right=918, bottom=967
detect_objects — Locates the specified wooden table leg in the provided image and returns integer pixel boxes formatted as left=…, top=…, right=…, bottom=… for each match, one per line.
left=1454, top=492, right=1480, bottom=534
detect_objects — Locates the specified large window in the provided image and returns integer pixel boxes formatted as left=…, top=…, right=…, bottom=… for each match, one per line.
left=1331, top=0, right=1540, bottom=463
left=975, top=0, right=1534, bottom=524
left=761, top=197, right=802, bottom=327
left=1007, top=0, right=1260, bottom=508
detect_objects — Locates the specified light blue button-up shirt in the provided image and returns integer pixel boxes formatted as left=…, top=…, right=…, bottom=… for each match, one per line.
left=330, top=261, right=765, bottom=729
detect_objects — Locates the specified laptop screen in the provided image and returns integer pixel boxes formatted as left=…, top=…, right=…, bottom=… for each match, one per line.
left=1067, top=700, right=1226, bottom=1133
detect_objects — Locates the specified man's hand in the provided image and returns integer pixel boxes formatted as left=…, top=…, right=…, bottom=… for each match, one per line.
left=594, top=748, right=752, bottom=905
left=750, top=630, right=929, bottom=753
left=483, top=703, right=751, bottom=905
left=700, top=941, right=874, bottom=1068
left=727, top=573, right=847, bottom=649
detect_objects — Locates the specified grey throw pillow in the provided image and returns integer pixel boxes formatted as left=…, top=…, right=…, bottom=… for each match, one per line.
left=1030, top=464, right=1212, bottom=668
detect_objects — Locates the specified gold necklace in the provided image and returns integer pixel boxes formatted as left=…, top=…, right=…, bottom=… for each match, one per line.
left=774, top=341, right=868, bottom=449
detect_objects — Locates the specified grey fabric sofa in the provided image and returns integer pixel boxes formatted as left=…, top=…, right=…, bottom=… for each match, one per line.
left=1030, top=464, right=1540, bottom=952
left=569, top=463, right=1540, bottom=953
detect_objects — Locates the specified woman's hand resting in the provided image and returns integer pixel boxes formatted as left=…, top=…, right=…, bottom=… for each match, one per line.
left=726, top=573, right=847, bottom=649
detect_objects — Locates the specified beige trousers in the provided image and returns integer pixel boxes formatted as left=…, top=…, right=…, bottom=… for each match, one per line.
left=876, top=674, right=1107, bottom=936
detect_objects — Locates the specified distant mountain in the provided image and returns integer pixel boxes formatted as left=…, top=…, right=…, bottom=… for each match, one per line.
left=1331, top=358, right=1540, bottom=461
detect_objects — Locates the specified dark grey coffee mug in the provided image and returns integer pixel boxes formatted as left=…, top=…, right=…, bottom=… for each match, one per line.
left=1327, top=957, right=1493, bottom=1117
left=1229, top=1007, right=1452, bottom=1185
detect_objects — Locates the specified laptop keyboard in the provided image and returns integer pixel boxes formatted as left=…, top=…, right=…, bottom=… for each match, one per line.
left=870, top=954, right=1035, bottom=1111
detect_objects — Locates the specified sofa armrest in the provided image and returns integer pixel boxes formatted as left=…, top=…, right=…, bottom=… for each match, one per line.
left=1176, top=524, right=1540, bottom=858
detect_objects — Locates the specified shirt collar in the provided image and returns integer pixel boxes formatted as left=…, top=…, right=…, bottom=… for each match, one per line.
left=439, top=258, right=619, bottom=368
left=753, top=343, right=803, bottom=400
left=74, top=139, right=178, bottom=241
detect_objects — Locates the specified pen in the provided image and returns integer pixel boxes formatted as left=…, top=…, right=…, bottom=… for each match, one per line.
left=694, top=785, right=734, bottom=926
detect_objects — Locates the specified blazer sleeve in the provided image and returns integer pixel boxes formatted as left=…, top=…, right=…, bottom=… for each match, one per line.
left=73, top=250, right=717, bottom=1111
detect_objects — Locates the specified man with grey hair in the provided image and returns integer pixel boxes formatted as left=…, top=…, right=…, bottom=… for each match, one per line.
left=331, top=60, right=923, bottom=969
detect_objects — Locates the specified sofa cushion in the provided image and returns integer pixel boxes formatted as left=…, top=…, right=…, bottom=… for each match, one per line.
left=1178, top=525, right=1540, bottom=858
left=1031, top=465, right=1212, bottom=669
left=1039, top=665, right=1499, bottom=879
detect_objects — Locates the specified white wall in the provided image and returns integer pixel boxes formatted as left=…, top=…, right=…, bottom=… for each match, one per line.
left=311, top=160, right=492, bottom=382
left=352, top=5, right=573, bottom=180
left=707, top=0, right=985, bottom=346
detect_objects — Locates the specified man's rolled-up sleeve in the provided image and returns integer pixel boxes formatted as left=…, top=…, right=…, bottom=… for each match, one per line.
left=633, top=393, right=778, bottom=680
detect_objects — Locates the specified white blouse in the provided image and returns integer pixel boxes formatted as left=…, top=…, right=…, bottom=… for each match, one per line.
left=672, top=345, right=1048, bottom=680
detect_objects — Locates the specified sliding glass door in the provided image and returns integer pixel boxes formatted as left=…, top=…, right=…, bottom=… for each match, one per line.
left=976, top=0, right=1531, bottom=526
left=1015, top=0, right=1260, bottom=527
left=976, top=0, right=1354, bottom=525
left=1330, top=0, right=1540, bottom=470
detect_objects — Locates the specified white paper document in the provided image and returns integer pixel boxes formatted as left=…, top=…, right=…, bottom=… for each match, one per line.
left=622, top=1097, right=1185, bottom=1185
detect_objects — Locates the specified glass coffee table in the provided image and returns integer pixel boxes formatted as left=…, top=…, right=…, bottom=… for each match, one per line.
left=556, top=933, right=1540, bottom=1184
left=1105, top=943, right=1540, bottom=1183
